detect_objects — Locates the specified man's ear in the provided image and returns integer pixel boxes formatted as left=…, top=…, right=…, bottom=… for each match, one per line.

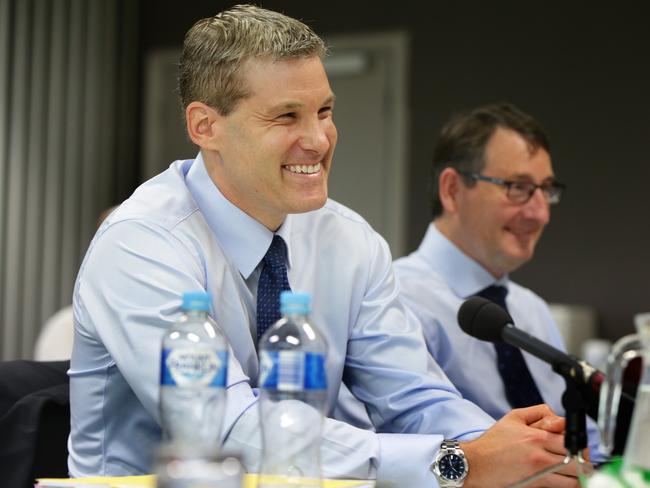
left=438, top=167, right=463, bottom=214
left=185, top=102, right=221, bottom=150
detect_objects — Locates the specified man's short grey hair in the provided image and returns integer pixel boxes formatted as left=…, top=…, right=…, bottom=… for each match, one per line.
left=178, top=4, right=328, bottom=115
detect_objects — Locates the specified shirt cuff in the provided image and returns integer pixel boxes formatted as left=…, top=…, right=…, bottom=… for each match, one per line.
left=376, top=433, right=442, bottom=488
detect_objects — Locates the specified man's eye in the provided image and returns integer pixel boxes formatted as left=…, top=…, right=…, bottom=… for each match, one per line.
left=512, top=182, right=534, bottom=192
left=540, top=182, right=557, bottom=192
left=278, top=112, right=296, bottom=120
left=319, top=106, right=333, bottom=117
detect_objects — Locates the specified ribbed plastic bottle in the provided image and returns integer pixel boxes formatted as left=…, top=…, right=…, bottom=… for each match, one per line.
left=160, top=291, right=228, bottom=450
left=258, top=291, right=328, bottom=487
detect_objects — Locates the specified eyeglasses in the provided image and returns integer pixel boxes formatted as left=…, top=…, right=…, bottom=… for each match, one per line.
left=459, top=171, right=566, bottom=205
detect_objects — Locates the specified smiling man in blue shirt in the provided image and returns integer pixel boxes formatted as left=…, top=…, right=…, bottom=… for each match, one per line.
left=69, top=7, right=582, bottom=487
left=394, top=102, right=601, bottom=463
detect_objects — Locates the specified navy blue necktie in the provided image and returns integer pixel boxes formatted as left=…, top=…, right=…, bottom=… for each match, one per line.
left=476, top=285, right=544, bottom=409
left=256, top=235, right=292, bottom=339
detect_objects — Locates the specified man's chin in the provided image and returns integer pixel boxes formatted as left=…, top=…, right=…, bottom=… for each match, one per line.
left=501, top=240, right=537, bottom=268
left=288, top=195, right=328, bottom=215
left=504, top=248, right=535, bottom=270
left=507, top=231, right=540, bottom=251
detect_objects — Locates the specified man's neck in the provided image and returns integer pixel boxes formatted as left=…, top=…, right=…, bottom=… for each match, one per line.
left=433, top=218, right=505, bottom=280
left=201, top=150, right=285, bottom=232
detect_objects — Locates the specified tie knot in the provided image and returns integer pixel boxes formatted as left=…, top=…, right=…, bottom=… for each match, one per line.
left=263, top=235, right=288, bottom=271
left=476, top=285, right=508, bottom=310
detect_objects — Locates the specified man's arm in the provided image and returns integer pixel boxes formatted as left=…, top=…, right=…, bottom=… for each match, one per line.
left=343, top=229, right=494, bottom=438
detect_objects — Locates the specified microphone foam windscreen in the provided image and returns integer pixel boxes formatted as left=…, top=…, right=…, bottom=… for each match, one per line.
left=457, top=296, right=513, bottom=342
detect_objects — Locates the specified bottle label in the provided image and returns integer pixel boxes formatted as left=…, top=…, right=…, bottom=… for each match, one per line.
left=160, top=348, right=228, bottom=388
left=259, top=351, right=326, bottom=391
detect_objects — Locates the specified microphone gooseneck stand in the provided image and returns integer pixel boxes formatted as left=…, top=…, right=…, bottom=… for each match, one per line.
left=507, top=363, right=593, bottom=488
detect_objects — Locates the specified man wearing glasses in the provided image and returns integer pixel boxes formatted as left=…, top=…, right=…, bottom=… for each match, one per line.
left=394, top=102, right=601, bottom=458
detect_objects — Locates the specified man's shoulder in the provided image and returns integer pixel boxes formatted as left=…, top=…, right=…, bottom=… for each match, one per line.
left=393, top=251, right=423, bottom=274
left=108, top=162, right=199, bottom=232
left=394, top=251, right=448, bottom=290
left=296, top=198, right=377, bottom=238
left=289, top=199, right=392, bottom=274
left=82, top=162, right=211, bottom=273
left=393, top=252, right=455, bottom=316
left=321, top=198, right=373, bottom=226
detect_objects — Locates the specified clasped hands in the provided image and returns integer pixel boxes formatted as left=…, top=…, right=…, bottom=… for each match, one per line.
left=460, top=404, right=591, bottom=488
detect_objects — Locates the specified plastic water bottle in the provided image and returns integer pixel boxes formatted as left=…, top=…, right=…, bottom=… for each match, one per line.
left=160, top=291, right=228, bottom=450
left=258, top=291, right=328, bottom=487
left=155, top=442, right=244, bottom=488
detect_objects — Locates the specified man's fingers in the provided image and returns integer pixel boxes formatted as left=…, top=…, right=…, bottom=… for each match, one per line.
left=535, top=472, right=582, bottom=488
left=508, top=403, right=555, bottom=425
left=542, top=431, right=569, bottom=456
left=532, top=453, right=592, bottom=480
left=529, top=414, right=565, bottom=433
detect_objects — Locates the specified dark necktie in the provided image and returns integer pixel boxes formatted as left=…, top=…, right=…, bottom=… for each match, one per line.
left=476, top=285, right=544, bottom=409
left=256, top=235, right=292, bottom=339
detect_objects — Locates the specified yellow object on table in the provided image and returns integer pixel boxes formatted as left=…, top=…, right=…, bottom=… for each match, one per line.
left=36, top=475, right=155, bottom=487
left=244, top=474, right=373, bottom=487
left=37, top=474, right=374, bottom=488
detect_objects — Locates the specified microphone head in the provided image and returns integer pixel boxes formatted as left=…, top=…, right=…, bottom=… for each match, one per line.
left=457, top=296, right=513, bottom=342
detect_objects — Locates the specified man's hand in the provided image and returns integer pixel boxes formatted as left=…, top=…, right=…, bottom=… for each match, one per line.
left=459, top=404, right=585, bottom=488
left=527, top=404, right=564, bottom=433
left=528, top=404, right=590, bottom=462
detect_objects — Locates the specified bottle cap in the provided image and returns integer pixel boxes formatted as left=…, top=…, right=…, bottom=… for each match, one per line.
left=182, top=291, right=211, bottom=311
left=280, top=291, right=311, bottom=315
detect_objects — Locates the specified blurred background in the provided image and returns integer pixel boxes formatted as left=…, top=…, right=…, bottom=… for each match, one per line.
left=0, top=0, right=648, bottom=361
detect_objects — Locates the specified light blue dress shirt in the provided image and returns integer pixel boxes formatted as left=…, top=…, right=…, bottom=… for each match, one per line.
left=394, top=222, right=602, bottom=460
left=68, top=155, right=494, bottom=486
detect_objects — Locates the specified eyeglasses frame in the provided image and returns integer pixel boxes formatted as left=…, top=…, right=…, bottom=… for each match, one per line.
left=457, top=170, right=566, bottom=205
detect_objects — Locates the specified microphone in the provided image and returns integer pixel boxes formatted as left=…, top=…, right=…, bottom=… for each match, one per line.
left=457, top=296, right=605, bottom=392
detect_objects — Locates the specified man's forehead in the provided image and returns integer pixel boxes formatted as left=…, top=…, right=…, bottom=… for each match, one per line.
left=239, top=56, right=334, bottom=107
left=484, top=128, right=552, bottom=173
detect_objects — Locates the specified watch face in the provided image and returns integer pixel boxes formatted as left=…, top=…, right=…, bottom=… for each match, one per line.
left=439, top=453, right=466, bottom=480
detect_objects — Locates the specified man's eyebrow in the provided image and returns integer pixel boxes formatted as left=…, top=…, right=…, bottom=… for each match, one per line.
left=268, top=101, right=303, bottom=113
left=508, top=172, right=556, bottom=181
left=323, top=94, right=336, bottom=106
left=267, top=94, right=336, bottom=114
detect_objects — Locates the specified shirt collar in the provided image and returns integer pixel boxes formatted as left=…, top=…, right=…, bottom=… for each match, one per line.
left=417, top=222, right=509, bottom=298
left=184, top=152, right=294, bottom=279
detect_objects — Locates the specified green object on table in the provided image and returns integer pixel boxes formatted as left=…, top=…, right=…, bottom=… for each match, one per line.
left=584, top=457, right=650, bottom=488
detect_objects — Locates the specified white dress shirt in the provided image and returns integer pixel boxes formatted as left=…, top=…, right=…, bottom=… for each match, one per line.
left=394, top=222, right=602, bottom=460
left=68, top=154, right=494, bottom=486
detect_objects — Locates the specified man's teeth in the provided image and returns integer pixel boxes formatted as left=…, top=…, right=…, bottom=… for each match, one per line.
left=286, top=163, right=321, bottom=174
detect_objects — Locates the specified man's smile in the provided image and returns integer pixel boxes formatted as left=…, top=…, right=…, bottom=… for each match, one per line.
left=283, top=162, right=322, bottom=174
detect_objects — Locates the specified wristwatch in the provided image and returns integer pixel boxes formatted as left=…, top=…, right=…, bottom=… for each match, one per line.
left=431, top=440, right=469, bottom=487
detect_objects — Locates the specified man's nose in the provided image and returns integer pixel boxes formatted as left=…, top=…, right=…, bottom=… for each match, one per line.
left=523, top=187, right=551, bottom=223
left=299, top=118, right=331, bottom=155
